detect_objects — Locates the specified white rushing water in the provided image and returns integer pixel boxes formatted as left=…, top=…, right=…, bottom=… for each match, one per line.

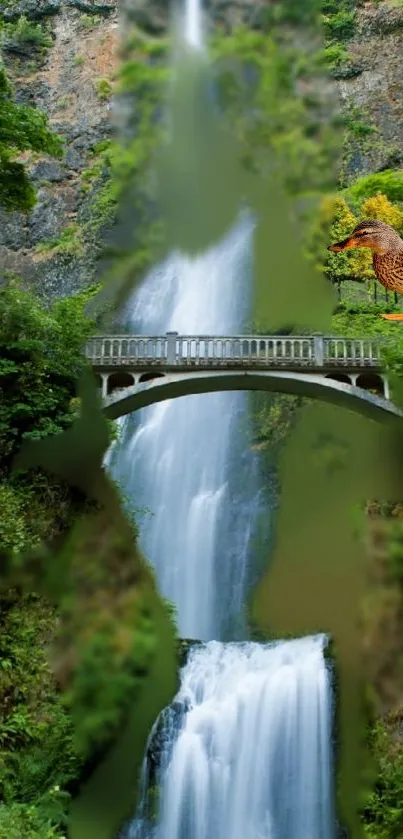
left=109, top=0, right=266, bottom=641
left=131, top=637, right=335, bottom=839
left=109, top=214, right=265, bottom=640
left=183, top=0, right=204, bottom=50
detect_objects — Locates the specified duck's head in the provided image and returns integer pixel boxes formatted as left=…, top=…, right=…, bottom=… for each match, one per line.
left=328, top=219, right=402, bottom=255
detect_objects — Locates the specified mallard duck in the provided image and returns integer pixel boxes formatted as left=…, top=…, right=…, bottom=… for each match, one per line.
left=328, top=219, right=403, bottom=321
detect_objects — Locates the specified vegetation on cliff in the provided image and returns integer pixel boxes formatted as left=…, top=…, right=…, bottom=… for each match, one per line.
left=0, top=64, right=61, bottom=212
left=0, top=284, right=96, bottom=837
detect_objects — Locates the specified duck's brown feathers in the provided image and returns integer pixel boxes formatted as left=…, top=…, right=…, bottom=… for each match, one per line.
left=373, top=252, right=403, bottom=294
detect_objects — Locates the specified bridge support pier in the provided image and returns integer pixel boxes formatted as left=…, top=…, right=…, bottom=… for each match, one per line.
left=100, top=374, right=109, bottom=398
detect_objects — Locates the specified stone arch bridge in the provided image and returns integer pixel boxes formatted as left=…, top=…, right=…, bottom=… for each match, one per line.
left=85, top=332, right=403, bottom=424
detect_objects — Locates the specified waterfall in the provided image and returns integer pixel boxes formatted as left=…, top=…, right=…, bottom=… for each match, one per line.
left=129, top=637, right=336, bottom=839
left=109, top=214, right=265, bottom=640
left=183, top=0, right=204, bottom=50
left=111, top=0, right=336, bottom=836
left=108, top=0, right=267, bottom=641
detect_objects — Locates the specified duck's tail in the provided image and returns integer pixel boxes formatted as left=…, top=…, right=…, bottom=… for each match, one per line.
left=379, top=313, right=403, bottom=321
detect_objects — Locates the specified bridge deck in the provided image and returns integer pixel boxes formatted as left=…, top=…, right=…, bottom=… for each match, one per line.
left=85, top=334, right=386, bottom=371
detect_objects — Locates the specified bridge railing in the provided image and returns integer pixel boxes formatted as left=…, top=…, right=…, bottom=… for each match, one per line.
left=85, top=334, right=385, bottom=368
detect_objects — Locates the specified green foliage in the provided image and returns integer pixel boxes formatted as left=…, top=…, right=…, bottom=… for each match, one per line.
left=362, top=722, right=403, bottom=838
left=251, top=392, right=302, bottom=456
left=321, top=9, right=356, bottom=41
left=0, top=65, right=62, bottom=211
left=94, top=77, right=113, bottom=101
left=36, top=223, right=84, bottom=256
left=0, top=593, right=80, bottom=835
left=211, top=27, right=342, bottom=196
left=78, top=13, right=102, bottom=29
left=343, top=106, right=377, bottom=139
left=319, top=42, right=350, bottom=71
left=0, top=802, right=64, bottom=839
left=2, top=16, right=53, bottom=50
left=81, top=39, right=168, bottom=274
left=347, top=170, right=403, bottom=206
left=0, top=280, right=97, bottom=475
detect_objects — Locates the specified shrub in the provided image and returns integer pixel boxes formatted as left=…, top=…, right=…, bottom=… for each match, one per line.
left=348, top=170, right=403, bottom=206
left=94, top=78, right=113, bottom=101
left=2, top=16, right=53, bottom=50
left=35, top=223, right=84, bottom=256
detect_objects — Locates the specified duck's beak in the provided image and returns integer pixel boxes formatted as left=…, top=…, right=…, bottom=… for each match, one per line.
left=327, top=236, right=356, bottom=252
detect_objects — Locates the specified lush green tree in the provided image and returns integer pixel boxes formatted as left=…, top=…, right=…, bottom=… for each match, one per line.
left=0, top=65, right=62, bottom=211
left=0, top=280, right=97, bottom=477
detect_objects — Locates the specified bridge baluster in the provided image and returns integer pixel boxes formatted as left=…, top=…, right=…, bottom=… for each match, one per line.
left=225, top=340, right=233, bottom=359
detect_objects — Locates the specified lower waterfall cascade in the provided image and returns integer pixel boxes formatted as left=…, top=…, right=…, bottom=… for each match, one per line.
left=127, top=636, right=336, bottom=839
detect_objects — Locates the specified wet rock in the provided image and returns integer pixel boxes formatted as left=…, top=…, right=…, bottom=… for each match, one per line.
left=2, top=37, right=42, bottom=57
left=357, top=5, right=403, bottom=38
left=65, top=147, right=84, bottom=171
left=146, top=698, right=190, bottom=784
left=31, top=160, right=65, bottom=183
left=331, top=63, right=364, bottom=81
left=0, top=211, right=30, bottom=250
left=28, top=191, right=69, bottom=245
left=32, top=253, right=95, bottom=298
left=66, top=0, right=115, bottom=14
left=13, top=81, right=51, bottom=109
left=0, top=0, right=60, bottom=22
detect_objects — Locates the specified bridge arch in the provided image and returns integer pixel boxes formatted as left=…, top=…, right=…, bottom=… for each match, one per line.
left=103, top=370, right=403, bottom=425
left=356, top=372, right=385, bottom=397
left=324, top=373, right=352, bottom=386
left=138, top=371, right=166, bottom=384
left=107, top=371, right=135, bottom=395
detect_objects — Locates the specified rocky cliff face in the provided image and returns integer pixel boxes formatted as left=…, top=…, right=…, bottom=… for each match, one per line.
left=339, top=1, right=403, bottom=175
left=0, top=0, right=402, bottom=299
left=0, top=0, right=119, bottom=297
